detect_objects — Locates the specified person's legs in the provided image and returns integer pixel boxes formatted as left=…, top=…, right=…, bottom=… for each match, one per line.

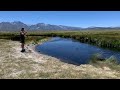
left=20, top=38, right=25, bottom=52
left=22, top=43, right=24, bottom=49
left=21, top=43, right=25, bottom=52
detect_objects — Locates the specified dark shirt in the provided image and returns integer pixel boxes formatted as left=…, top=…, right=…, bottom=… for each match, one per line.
left=20, top=31, right=26, bottom=39
left=20, top=31, right=26, bottom=43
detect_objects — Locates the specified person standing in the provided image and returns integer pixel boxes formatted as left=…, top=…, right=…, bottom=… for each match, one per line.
left=20, top=28, right=27, bottom=52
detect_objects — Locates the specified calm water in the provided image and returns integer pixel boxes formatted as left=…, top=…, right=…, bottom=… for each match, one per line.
left=35, top=37, right=120, bottom=65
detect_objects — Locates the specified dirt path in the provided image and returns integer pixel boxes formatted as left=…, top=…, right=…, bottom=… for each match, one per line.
left=0, top=39, right=120, bottom=79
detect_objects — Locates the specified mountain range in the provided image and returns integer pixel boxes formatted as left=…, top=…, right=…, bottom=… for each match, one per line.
left=0, top=21, right=120, bottom=31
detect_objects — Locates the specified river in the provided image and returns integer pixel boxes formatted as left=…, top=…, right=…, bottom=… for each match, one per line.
left=35, top=37, right=120, bottom=65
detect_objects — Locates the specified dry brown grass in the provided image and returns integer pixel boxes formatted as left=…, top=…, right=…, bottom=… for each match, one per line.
left=0, top=39, right=120, bottom=79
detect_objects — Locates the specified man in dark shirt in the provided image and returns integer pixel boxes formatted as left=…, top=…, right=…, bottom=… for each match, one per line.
left=20, top=28, right=27, bottom=52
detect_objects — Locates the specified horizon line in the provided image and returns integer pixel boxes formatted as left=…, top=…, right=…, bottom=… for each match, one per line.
left=0, top=21, right=120, bottom=28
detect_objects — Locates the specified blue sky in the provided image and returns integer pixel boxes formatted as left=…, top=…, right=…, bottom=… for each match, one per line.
left=0, top=11, right=120, bottom=28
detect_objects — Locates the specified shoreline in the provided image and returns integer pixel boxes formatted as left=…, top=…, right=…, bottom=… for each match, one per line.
left=25, top=38, right=62, bottom=63
left=0, top=39, right=120, bottom=79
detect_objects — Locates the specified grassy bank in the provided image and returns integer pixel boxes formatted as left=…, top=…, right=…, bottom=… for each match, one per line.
left=1, top=30, right=120, bottom=51
left=39, top=30, right=120, bottom=51
left=89, top=53, right=120, bottom=71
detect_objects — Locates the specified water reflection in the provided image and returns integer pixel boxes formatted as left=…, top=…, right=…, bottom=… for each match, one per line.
left=35, top=37, right=120, bottom=65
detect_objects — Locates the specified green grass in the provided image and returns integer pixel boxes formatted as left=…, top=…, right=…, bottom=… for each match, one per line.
left=1, top=30, right=120, bottom=51
left=88, top=53, right=120, bottom=73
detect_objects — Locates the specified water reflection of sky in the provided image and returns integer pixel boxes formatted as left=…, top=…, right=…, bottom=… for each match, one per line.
left=36, top=37, right=120, bottom=65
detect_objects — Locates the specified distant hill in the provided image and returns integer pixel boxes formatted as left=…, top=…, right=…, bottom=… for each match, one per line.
left=85, top=26, right=120, bottom=30
left=0, top=21, right=82, bottom=31
left=0, top=21, right=120, bottom=31
left=0, top=21, right=28, bottom=31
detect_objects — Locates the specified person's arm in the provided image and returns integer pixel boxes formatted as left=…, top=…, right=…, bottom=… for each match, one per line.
left=24, top=31, right=27, bottom=35
left=20, top=31, right=27, bottom=35
left=25, top=31, right=27, bottom=35
left=24, top=31, right=27, bottom=37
